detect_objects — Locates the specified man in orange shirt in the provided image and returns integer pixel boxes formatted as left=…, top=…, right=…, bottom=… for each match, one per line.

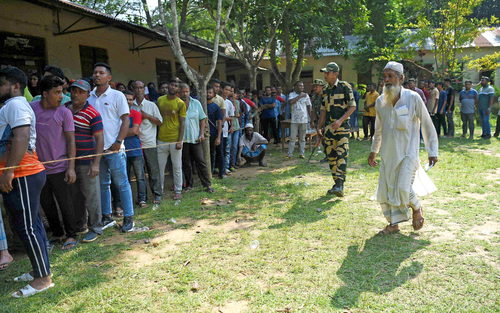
left=0, top=67, right=53, bottom=298
left=363, top=83, right=379, bottom=140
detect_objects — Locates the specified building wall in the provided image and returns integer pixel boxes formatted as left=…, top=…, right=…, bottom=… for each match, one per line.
left=1, top=0, right=226, bottom=86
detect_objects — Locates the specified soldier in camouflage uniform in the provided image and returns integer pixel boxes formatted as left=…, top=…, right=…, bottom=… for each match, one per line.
left=316, top=62, right=356, bottom=197
left=311, top=79, right=329, bottom=162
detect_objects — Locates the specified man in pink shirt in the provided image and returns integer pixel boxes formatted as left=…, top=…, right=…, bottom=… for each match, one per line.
left=30, top=75, right=78, bottom=250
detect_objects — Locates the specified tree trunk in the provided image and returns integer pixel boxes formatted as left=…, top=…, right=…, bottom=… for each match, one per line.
left=140, top=0, right=153, bottom=28
left=249, top=66, right=257, bottom=91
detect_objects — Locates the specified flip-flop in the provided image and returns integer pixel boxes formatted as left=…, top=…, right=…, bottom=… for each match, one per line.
left=14, top=272, right=53, bottom=282
left=114, top=208, right=124, bottom=217
left=0, top=260, right=14, bottom=271
left=206, top=187, right=215, bottom=194
left=412, top=207, right=425, bottom=231
left=378, top=225, right=400, bottom=235
left=12, top=283, right=55, bottom=298
left=61, top=241, right=79, bottom=251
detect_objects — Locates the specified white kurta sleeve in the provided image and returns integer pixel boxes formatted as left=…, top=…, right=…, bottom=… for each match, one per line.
left=371, top=98, right=383, bottom=153
left=415, top=96, right=439, bottom=157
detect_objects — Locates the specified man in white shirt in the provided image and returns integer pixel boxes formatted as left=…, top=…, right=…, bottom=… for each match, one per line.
left=221, top=82, right=234, bottom=175
left=238, top=123, right=268, bottom=167
left=287, top=81, right=312, bottom=159
left=132, top=80, right=163, bottom=204
left=87, top=62, right=135, bottom=233
left=368, top=61, right=439, bottom=235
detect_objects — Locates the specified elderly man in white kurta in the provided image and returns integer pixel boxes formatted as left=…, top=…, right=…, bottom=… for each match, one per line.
left=368, top=62, right=439, bottom=234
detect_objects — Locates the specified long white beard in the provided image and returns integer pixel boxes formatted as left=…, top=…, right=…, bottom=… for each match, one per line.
left=383, top=82, right=402, bottom=105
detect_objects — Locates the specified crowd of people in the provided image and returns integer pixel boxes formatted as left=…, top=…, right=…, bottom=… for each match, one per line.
left=0, top=59, right=498, bottom=298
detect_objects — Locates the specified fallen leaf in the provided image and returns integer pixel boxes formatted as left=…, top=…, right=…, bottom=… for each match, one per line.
left=160, top=286, right=168, bottom=292
left=94, top=261, right=104, bottom=267
left=143, top=239, right=151, bottom=244
left=183, top=260, right=190, bottom=267
left=192, top=281, right=200, bottom=291
left=221, top=186, right=228, bottom=190
left=152, top=242, right=159, bottom=247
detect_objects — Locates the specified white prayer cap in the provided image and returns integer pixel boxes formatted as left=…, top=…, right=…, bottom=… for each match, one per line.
left=244, top=123, right=254, bottom=129
left=384, top=61, right=404, bottom=75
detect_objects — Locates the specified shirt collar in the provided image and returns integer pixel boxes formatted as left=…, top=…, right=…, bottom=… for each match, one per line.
left=327, top=79, right=339, bottom=89
left=91, top=85, right=112, bottom=97
left=5, top=96, right=25, bottom=104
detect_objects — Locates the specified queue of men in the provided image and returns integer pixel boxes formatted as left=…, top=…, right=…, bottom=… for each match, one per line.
left=0, top=58, right=499, bottom=298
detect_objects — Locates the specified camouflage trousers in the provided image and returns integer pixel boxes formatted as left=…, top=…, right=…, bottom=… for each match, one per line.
left=323, top=125, right=350, bottom=182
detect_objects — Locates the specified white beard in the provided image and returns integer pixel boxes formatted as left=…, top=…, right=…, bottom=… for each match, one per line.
left=383, top=81, right=402, bottom=105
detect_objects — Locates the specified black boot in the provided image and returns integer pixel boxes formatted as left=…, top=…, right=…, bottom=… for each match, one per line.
left=328, top=180, right=344, bottom=197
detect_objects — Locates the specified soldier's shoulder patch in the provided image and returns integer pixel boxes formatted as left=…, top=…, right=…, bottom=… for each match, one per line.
left=339, top=80, right=349, bottom=86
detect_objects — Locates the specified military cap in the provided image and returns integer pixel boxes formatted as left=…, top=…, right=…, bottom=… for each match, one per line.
left=320, top=62, right=340, bottom=73
left=312, top=79, right=325, bottom=86
left=481, top=76, right=490, bottom=81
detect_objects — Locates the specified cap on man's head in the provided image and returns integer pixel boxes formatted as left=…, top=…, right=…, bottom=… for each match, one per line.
left=320, top=62, right=339, bottom=73
left=384, top=61, right=404, bottom=75
left=312, top=79, right=325, bottom=86
left=481, top=76, right=490, bottom=81
left=244, top=123, right=254, bottom=129
left=70, top=79, right=91, bottom=92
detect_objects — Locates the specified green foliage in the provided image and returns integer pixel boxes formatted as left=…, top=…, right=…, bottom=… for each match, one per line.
left=74, top=0, right=145, bottom=24
left=467, top=51, right=500, bottom=72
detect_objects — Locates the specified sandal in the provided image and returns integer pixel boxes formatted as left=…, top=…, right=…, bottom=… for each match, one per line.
left=173, top=193, right=182, bottom=200
left=14, top=272, right=53, bottom=282
left=206, top=187, right=215, bottom=194
left=412, top=207, right=425, bottom=231
left=48, top=236, right=65, bottom=244
left=183, top=187, right=193, bottom=193
left=61, top=240, right=79, bottom=251
left=378, top=225, right=400, bottom=235
left=0, top=260, right=14, bottom=271
left=139, top=201, right=148, bottom=208
left=114, top=208, right=124, bottom=217
left=12, top=283, right=55, bottom=298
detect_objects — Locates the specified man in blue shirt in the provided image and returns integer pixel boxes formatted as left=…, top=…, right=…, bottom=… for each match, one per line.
left=436, top=82, right=448, bottom=136
left=478, top=77, right=495, bottom=139
left=259, top=86, right=279, bottom=144
left=459, top=80, right=478, bottom=139
left=207, top=85, right=224, bottom=179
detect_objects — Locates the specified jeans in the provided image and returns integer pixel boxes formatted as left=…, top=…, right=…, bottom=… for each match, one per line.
left=436, top=113, right=447, bottom=136
left=73, top=164, right=103, bottom=235
left=2, top=171, right=50, bottom=278
left=223, top=136, right=230, bottom=171
left=242, top=145, right=266, bottom=164
left=210, top=135, right=224, bottom=177
left=182, top=142, right=211, bottom=188
left=363, top=115, right=375, bottom=138
left=479, top=109, right=491, bottom=136
left=142, top=147, right=162, bottom=200
left=288, top=123, right=307, bottom=157
left=40, top=171, right=77, bottom=238
left=461, top=113, right=475, bottom=137
left=446, top=112, right=455, bottom=136
left=230, top=130, right=241, bottom=166
left=100, top=150, right=134, bottom=217
left=157, top=140, right=183, bottom=193
left=0, top=213, right=7, bottom=251
left=127, top=155, right=147, bottom=203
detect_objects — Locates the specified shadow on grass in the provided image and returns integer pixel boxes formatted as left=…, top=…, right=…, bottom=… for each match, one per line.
left=330, top=234, right=430, bottom=309
left=0, top=238, right=128, bottom=311
left=268, top=195, right=341, bottom=229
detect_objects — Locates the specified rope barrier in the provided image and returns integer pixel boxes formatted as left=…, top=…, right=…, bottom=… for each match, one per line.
left=0, top=139, right=198, bottom=172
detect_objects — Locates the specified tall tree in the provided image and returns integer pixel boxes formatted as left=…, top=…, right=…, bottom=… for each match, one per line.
left=206, top=0, right=286, bottom=90
left=410, top=0, right=497, bottom=79
left=157, top=0, right=234, bottom=172
left=268, top=0, right=363, bottom=89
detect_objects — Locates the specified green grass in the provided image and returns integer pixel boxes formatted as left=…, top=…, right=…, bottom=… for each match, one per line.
left=1, top=119, right=500, bottom=312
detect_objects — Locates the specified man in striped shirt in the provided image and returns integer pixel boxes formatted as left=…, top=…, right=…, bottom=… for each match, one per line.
left=66, top=79, right=104, bottom=243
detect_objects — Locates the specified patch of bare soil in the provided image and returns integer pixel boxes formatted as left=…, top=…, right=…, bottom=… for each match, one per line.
left=484, top=168, right=500, bottom=181
left=465, top=221, right=500, bottom=240
left=459, top=246, right=500, bottom=270
left=213, top=300, right=249, bottom=313
left=470, top=149, right=500, bottom=158
left=460, top=192, right=494, bottom=201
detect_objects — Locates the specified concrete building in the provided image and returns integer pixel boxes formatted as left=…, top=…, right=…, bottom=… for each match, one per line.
left=1, top=0, right=231, bottom=87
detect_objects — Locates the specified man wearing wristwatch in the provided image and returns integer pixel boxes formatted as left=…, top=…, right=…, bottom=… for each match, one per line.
left=88, top=63, right=135, bottom=233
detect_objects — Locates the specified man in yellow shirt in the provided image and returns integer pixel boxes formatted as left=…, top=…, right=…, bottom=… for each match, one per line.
left=363, top=83, right=379, bottom=140
left=157, top=78, right=186, bottom=200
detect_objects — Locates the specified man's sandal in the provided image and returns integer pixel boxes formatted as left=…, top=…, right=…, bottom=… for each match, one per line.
left=378, top=225, right=400, bottom=235
left=412, top=207, right=425, bottom=231
left=12, top=283, right=55, bottom=298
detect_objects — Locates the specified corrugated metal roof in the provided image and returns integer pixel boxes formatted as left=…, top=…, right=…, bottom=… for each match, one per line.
left=24, top=0, right=231, bottom=58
